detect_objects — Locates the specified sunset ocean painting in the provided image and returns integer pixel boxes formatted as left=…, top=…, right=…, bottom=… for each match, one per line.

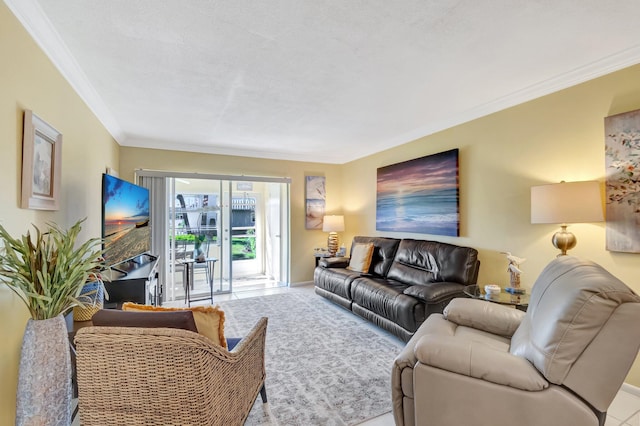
left=376, top=149, right=459, bottom=236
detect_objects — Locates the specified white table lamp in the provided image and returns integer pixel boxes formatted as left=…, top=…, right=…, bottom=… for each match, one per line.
left=531, top=181, right=604, bottom=256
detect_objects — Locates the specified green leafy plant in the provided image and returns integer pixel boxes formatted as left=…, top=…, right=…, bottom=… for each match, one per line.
left=194, top=234, right=206, bottom=250
left=173, top=234, right=195, bottom=242
left=231, top=236, right=256, bottom=260
left=0, top=219, right=105, bottom=320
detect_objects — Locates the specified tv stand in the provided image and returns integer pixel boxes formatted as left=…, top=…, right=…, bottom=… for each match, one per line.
left=104, top=253, right=160, bottom=308
left=109, top=266, right=129, bottom=276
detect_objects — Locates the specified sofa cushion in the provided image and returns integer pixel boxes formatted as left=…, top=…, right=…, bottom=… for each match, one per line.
left=350, top=276, right=425, bottom=332
left=352, top=236, right=400, bottom=276
left=91, top=309, right=199, bottom=333
left=347, top=242, right=375, bottom=272
left=403, top=282, right=466, bottom=304
left=314, top=266, right=361, bottom=300
left=122, top=302, right=227, bottom=349
left=387, top=239, right=479, bottom=286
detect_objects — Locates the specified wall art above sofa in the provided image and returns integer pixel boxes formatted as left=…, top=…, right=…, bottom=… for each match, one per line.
left=376, top=148, right=459, bottom=236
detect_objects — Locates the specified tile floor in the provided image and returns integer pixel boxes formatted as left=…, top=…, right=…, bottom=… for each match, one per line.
left=163, top=264, right=281, bottom=303
left=77, top=283, right=640, bottom=425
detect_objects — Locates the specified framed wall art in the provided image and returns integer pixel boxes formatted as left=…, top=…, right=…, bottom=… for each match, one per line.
left=605, top=109, right=640, bottom=253
left=21, top=110, right=62, bottom=210
left=305, top=175, right=325, bottom=229
left=376, top=149, right=459, bottom=236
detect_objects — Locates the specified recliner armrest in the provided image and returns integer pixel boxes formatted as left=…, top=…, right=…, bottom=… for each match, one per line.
left=444, top=298, right=525, bottom=337
left=318, top=257, right=350, bottom=268
left=392, top=315, right=446, bottom=426
left=414, top=334, right=548, bottom=391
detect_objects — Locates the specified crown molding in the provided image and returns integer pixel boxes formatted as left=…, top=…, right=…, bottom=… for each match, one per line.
left=6, top=0, right=640, bottom=164
left=466, top=44, right=640, bottom=121
left=362, top=45, right=640, bottom=162
left=122, top=137, right=345, bottom=164
left=4, top=0, right=125, bottom=143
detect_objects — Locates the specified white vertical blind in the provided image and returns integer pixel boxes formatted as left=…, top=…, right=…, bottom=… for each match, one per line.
left=137, top=175, right=168, bottom=296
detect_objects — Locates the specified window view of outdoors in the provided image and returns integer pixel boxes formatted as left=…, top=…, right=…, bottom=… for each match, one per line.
left=174, top=193, right=256, bottom=261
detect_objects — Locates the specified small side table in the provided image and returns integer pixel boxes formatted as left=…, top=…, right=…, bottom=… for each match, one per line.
left=463, top=285, right=530, bottom=311
left=314, top=253, right=331, bottom=267
left=181, top=258, right=218, bottom=306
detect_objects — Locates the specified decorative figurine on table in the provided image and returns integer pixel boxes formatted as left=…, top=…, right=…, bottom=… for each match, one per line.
left=503, top=252, right=527, bottom=294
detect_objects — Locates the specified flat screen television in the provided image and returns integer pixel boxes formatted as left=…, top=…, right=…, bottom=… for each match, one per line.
left=101, top=173, right=151, bottom=267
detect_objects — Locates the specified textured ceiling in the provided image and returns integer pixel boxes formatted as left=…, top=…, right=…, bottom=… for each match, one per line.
left=6, top=0, right=640, bottom=163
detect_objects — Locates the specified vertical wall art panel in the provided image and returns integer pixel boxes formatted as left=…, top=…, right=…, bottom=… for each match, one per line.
left=605, top=109, right=640, bottom=253
left=376, top=149, right=459, bottom=236
left=21, top=110, right=62, bottom=210
left=306, top=176, right=326, bottom=229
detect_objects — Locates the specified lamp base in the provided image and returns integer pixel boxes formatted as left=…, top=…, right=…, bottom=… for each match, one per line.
left=552, top=225, right=576, bottom=256
left=327, top=232, right=339, bottom=256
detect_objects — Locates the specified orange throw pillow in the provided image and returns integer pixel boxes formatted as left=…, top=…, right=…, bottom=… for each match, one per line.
left=347, top=242, right=375, bottom=273
left=122, top=302, right=227, bottom=349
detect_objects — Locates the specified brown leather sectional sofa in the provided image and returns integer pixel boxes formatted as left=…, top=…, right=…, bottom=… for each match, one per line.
left=314, top=236, right=480, bottom=341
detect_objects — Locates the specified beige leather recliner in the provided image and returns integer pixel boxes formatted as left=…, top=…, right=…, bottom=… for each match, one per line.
left=392, top=256, right=640, bottom=426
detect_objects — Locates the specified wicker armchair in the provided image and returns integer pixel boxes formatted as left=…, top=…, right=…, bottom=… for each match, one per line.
left=74, top=317, right=268, bottom=425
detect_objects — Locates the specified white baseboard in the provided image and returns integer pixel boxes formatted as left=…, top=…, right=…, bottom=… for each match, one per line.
left=290, top=281, right=314, bottom=287
left=622, top=383, right=640, bottom=397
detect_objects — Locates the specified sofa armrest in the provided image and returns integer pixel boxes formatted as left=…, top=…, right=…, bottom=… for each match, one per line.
left=318, top=257, right=350, bottom=268
left=403, top=282, right=464, bottom=303
left=227, top=317, right=268, bottom=357
left=444, top=298, right=525, bottom=337
left=414, top=334, right=548, bottom=391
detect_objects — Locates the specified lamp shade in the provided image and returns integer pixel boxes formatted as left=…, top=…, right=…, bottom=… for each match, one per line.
left=322, top=215, right=345, bottom=232
left=531, top=181, right=604, bottom=224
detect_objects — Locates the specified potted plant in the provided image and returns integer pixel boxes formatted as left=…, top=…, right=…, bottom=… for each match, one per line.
left=193, top=233, right=207, bottom=262
left=0, top=218, right=104, bottom=426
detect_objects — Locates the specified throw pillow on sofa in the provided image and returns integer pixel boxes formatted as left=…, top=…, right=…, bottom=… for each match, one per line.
left=92, top=309, right=199, bottom=333
left=122, top=302, right=227, bottom=349
left=347, top=242, right=375, bottom=273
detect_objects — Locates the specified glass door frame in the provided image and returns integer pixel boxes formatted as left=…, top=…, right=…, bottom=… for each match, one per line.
left=136, top=169, right=291, bottom=303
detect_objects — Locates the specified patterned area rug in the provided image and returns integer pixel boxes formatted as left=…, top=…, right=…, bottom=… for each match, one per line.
left=216, top=291, right=404, bottom=426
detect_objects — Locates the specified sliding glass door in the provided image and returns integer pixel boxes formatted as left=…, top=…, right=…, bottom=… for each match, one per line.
left=138, top=171, right=290, bottom=304
left=224, top=180, right=290, bottom=292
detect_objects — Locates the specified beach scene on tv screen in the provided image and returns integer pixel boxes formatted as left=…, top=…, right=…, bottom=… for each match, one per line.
left=103, top=175, right=150, bottom=266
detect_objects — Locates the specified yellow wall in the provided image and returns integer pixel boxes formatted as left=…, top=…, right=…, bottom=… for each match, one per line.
left=0, top=3, right=119, bottom=424
left=118, top=148, right=343, bottom=283
left=3, top=1, right=640, bottom=421
left=342, top=64, right=640, bottom=384
left=120, top=64, right=640, bottom=387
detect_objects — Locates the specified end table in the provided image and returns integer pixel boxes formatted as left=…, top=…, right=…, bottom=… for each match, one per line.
left=463, top=285, right=530, bottom=311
